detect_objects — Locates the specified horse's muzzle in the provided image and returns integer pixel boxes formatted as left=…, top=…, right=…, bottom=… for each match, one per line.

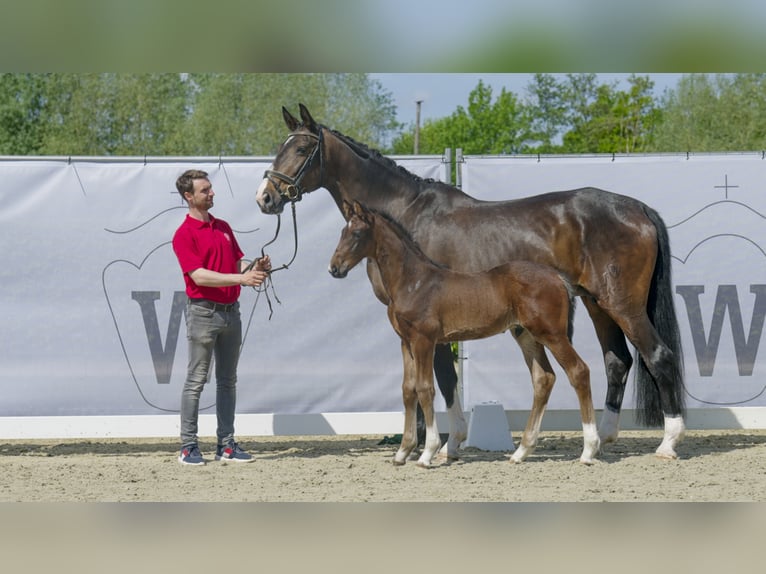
left=328, top=264, right=348, bottom=279
left=256, top=180, right=285, bottom=214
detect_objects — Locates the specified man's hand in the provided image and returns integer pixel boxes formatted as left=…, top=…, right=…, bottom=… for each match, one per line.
left=241, top=267, right=268, bottom=287
left=255, top=255, right=272, bottom=273
left=240, top=255, right=271, bottom=287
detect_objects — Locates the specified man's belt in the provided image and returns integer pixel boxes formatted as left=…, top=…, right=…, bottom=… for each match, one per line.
left=188, top=298, right=238, bottom=312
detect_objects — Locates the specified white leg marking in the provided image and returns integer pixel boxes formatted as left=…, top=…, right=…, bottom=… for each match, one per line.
left=655, top=415, right=686, bottom=459
left=417, top=419, right=442, bottom=468
left=438, top=399, right=468, bottom=460
left=393, top=447, right=409, bottom=466
left=580, top=422, right=600, bottom=464
left=510, top=444, right=529, bottom=463
left=598, top=408, right=621, bottom=444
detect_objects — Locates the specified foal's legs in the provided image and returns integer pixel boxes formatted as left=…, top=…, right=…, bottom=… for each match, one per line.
left=368, top=261, right=464, bottom=457
left=414, top=341, right=442, bottom=468
left=434, top=343, right=467, bottom=460
left=394, top=339, right=442, bottom=467
left=394, top=340, right=420, bottom=465
left=510, top=331, right=556, bottom=463
left=582, top=298, right=633, bottom=444
left=545, top=338, right=599, bottom=464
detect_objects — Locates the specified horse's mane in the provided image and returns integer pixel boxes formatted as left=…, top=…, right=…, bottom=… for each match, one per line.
left=326, top=125, right=441, bottom=188
left=367, top=207, right=449, bottom=270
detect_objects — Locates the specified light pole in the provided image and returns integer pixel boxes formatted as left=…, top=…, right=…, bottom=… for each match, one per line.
left=414, top=99, right=423, bottom=155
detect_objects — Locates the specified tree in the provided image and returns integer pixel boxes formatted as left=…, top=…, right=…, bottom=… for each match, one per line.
left=390, top=80, right=530, bottom=155
left=523, top=73, right=568, bottom=152
left=615, top=75, right=661, bottom=153
left=172, top=73, right=400, bottom=155
left=38, top=74, right=191, bottom=156
left=324, top=74, right=401, bottom=147
left=0, top=73, right=48, bottom=154
left=0, top=73, right=399, bottom=156
left=555, top=74, right=659, bottom=154
left=651, top=73, right=766, bottom=152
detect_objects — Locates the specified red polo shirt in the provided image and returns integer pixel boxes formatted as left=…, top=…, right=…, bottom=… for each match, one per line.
left=172, top=213, right=244, bottom=304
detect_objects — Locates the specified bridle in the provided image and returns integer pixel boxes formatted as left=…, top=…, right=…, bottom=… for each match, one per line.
left=262, top=126, right=324, bottom=204
left=244, top=126, right=324, bottom=319
left=250, top=125, right=324, bottom=274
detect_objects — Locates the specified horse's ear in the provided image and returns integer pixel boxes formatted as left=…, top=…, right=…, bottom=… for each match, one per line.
left=353, top=201, right=372, bottom=224
left=342, top=200, right=353, bottom=219
left=282, top=107, right=300, bottom=131
left=298, top=103, right=318, bottom=132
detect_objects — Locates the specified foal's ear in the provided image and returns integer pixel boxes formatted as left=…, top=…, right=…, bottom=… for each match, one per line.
left=298, top=103, right=318, bottom=132
left=341, top=200, right=354, bottom=219
left=353, top=201, right=373, bottom=224
left=282, top=106, right=300, bottom=131
left=352, top=200, right=365, bottom=217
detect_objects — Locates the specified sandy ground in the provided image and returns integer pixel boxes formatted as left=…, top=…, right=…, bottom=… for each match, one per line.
left=1, top=429, right=765, bottom=502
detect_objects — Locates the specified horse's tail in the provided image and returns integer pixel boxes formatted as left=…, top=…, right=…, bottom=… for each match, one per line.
left=634, top=206, right=686, bottom=427
left=559, top=273, right=578, bottom=343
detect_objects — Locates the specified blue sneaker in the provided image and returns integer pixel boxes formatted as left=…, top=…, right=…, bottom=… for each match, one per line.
left=178, top=444, right=205, bottom=465
left=215, top=442, right=253, bottom=463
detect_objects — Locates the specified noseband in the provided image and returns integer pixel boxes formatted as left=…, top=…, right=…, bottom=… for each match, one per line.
left=263, top=127, right=324, bottom=203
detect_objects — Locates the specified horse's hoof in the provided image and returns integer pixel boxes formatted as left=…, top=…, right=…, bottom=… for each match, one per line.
left=416, top=461, right=432, bottom=469
left=654, top=449, right=678, bottom=460
left=598, top=433, right=618, bottom=445
left=392, top=459, right=406, bottom=466
left=579, top=457, right=597, bottom=465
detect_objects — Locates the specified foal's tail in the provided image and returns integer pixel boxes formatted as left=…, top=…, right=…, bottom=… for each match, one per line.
left=634, top=206, right=686, bottom=427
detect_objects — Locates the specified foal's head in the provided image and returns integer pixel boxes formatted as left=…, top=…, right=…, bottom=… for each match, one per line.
left=329, top=201, right=375, bottom=278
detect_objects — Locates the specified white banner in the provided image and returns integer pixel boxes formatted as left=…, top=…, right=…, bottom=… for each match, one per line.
left=461, top=153, right=766, bottom=412
left=3, top=152, right=764, bottom=432
left=0, top=156, right=447, bottom=420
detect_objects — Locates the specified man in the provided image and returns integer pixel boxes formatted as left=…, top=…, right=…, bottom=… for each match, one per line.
left=172, top=169, right=271, bottom=465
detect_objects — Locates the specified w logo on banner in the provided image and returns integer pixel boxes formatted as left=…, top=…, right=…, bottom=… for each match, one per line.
left=670, top=184, right=766, bottom=406
left=676, top=285, right=766, bottom=376
left=131, top=291, right=187, bottom=385
left=103, top=242, right=215, bottom=412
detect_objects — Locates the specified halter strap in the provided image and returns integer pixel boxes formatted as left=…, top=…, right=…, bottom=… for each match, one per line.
left=263, top=128, right=324, bottom=203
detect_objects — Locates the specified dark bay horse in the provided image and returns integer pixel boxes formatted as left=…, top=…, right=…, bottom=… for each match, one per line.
left=330, top=201, right=599, bottom=466
left=256, top=104, right=686, bottom=459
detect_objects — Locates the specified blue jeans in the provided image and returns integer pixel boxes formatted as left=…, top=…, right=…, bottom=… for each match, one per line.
left=181, top=301, right=242, bottom=448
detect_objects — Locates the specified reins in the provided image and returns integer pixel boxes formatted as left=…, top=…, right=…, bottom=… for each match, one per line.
left=244, top=201, right=299, bottom=320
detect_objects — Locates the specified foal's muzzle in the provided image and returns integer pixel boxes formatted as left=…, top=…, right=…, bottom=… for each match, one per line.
left=328, top=263, right=348, bottom=278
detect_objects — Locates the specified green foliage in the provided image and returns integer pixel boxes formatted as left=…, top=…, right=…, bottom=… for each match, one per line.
left=0, top=73, right=50, bottom=154
left=0, top=73, right=399, bottom=156
left=5, top=73, right=766, bottom=159
left=650, top=74, right=766, bottom=152
left=558, top=74, right=660, bottom=153
left=392, top=74, right=665, bottom=156
left=391, top=80, right=529, bottom=155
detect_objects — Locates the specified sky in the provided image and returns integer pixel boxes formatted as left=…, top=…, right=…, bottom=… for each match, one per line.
left=370, top=73, right=686, bottom=127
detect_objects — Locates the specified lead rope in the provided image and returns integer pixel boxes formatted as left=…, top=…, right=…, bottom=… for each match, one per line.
left=243, top=201, right=299, bottom=320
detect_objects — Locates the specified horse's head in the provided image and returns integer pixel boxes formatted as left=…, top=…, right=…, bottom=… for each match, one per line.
left=329, top=201, right=375, bottom=278
left=256, top=103, right=324, bottom=214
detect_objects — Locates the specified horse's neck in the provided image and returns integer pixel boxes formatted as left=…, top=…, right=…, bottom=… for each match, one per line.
left=372, top=218, right=434, bottom=297
left=324, top=131, right=418, bottom=215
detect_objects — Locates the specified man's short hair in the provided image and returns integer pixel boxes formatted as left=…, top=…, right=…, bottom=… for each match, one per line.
left=176, top=169, right=209, bottom=199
